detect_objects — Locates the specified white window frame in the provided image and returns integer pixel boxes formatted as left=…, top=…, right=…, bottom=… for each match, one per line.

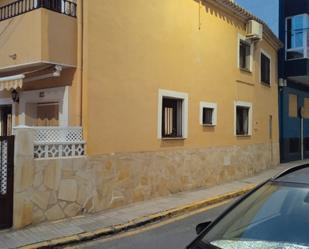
left=200, top=101, right=217, bottom=126
left=234, top=101, right=253, bottom=136
left=285, top=14, right=308, bottom=60
left=237, top=34, right=254, bottom=72
left=157, top=89, right=188, bottom=139
left=18, top=86, right=69, bottom=127
left=260, top=49, right=272, bottom=85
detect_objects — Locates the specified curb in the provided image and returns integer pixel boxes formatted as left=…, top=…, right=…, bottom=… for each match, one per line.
left=21, top=184, right=256, bottom=249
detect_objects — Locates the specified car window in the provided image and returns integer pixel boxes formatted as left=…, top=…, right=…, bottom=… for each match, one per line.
left=201, top=182, right=309, bottom=248
left=250, top=187, right=288, bottom=222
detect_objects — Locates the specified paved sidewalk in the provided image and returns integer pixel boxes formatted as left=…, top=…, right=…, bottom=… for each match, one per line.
left=0, top=160, right=307, bottom=249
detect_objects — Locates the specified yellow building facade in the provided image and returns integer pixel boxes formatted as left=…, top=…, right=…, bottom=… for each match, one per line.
left=0, top=0, right=282, bottom=228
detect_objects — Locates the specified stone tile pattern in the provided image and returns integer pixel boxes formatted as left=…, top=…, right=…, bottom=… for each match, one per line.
left=13, top=128, right=280, bottom=229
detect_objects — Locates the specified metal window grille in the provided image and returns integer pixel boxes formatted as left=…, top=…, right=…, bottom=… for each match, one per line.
left=162, top=98, right=183, bottom=138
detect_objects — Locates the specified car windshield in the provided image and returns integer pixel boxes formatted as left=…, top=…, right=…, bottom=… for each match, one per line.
left=201, top=181, right=309, bottom=249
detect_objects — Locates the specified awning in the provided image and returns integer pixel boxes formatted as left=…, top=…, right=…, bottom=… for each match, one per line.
left=0, top=74, right=25, bottom=91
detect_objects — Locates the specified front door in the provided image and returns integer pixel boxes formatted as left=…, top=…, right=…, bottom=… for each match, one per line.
left=37, top=102, right=59, bottom=126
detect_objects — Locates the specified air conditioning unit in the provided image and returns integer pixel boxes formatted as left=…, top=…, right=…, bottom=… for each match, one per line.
left=246, top=20, right=263, bottom=41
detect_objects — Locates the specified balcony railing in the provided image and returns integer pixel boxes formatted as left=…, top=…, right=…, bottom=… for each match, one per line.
left=33, top=127, right=85, bottom=159
left=0, top=0, right=77, bottom=21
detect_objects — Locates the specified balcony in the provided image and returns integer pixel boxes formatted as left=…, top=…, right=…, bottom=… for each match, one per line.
left=0, top=0, right=77, bottom=73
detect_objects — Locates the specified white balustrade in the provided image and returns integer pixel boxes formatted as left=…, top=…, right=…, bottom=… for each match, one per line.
left=33, top=127, right=85, bottom=159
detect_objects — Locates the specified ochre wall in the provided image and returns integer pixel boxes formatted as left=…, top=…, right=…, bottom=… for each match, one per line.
left=0, top=0, right=16, bottom=6
left=83, top=0, right=279, bottom=155
left=0, top=8, right=77, bottom=70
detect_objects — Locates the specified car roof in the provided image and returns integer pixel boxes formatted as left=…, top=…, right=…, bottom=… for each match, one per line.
left=274, top=164, right=309, bottom=185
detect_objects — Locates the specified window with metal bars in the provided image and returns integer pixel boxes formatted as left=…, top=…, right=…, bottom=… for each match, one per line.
left=162, top=98, right=183, bottom=138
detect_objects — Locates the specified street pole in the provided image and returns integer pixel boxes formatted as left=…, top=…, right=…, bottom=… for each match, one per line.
left=301, top=116, right=304, bottom=161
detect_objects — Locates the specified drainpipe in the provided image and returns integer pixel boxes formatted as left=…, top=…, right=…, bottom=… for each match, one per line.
left=79, top=0, right=87, bottom=152
left=79, top=0, right=84, bottom=127
left=75, top=0, right=84, bottom=128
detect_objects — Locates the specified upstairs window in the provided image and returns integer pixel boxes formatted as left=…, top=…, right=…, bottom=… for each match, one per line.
left=239, top=40, right=252, bottom=71
left=286, top=14, right=309, bottom=60
left=261, top=52, right=271, bottom=85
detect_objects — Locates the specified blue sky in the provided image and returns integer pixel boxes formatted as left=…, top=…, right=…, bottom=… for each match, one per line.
left=235, top=0, right=279, bottom=35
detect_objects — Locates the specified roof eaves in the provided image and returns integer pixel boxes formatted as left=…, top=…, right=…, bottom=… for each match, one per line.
left=206, top=0, right=283, bottom=49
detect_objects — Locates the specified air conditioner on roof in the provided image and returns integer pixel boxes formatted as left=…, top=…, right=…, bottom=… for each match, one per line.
left=246, top=20, right=263, bottom=41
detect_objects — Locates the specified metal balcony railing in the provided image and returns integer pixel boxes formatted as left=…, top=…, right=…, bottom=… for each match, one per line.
left=0, top=0, right=77, bottom=21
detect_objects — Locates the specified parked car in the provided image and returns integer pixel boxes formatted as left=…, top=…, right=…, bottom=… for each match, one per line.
left=186, top=165, right=309, bottom=249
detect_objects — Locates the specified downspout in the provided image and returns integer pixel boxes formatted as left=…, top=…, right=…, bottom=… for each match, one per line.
left=79, top=0, right=84, bottom=127
left=79, top=0, right=88, bottom=152
left=199, top=0, right=201, bottom=30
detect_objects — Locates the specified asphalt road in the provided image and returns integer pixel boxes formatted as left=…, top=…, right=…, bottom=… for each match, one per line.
left=70, top=201, right=232, bottom=249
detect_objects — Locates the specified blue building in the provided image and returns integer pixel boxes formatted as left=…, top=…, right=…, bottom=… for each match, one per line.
left=279, top=0, right=309, bottom=162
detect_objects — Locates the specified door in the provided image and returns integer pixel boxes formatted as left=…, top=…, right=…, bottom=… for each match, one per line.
left=0, top=136, right=14, bottom=229
left=37, top=102, right=59, bottom=126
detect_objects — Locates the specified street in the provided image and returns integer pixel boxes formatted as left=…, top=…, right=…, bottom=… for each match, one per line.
left=69, top=201, right=232, bottom=249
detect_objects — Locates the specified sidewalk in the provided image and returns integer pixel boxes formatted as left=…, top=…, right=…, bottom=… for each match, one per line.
left=0, top=160, right=307, bottom=249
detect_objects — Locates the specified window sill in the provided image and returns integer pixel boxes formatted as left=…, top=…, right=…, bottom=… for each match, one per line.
left=161, top=137, right=186, bottom=141
left=261, top=82, right=271, bottom=87
left=239, top=68, right=252, bottom=74
left=202, top=124, right=216, bottom=127
left=236, top=134, right=252, bottom=138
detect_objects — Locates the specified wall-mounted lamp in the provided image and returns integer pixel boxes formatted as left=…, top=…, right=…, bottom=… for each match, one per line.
left=11, top=90, right=19, bottom=103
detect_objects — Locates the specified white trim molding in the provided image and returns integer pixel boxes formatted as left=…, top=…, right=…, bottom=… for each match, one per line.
left=199, top=101, right=217, bottom=126
left=237, top=33, right=254, bottom=72
left=260, top=48, right=272, bottom=85
left=234, top=101, right=253, bottom=136
left=157, top=89, right=188, bottom=139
